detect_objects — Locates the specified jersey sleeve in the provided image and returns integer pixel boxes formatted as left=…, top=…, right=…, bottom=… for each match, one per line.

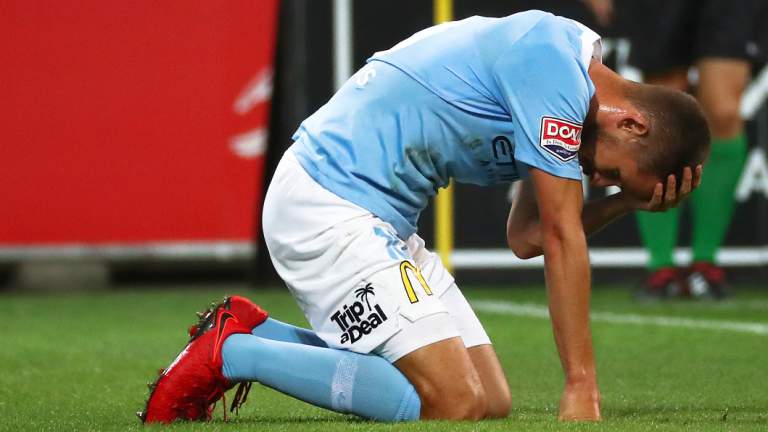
left=491, top=21, right=594, bottom=181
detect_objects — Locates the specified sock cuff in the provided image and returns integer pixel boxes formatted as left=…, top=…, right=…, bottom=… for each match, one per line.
left=394, top=384, right=421, bottom=421
left=710, top=133, right=747, bottom=155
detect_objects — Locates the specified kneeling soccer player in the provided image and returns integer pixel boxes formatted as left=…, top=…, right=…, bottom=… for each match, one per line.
left=140, top=10, right=709, bottom=423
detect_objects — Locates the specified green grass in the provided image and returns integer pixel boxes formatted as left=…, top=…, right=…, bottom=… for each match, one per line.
left=2, top=284, right=767, bottom=431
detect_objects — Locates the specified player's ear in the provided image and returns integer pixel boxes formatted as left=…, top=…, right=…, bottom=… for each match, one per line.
left=617, top=113, right=648, bottom=138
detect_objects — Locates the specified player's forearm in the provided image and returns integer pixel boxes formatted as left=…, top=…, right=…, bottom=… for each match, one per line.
left=508, top=189, right=632, bottom=259
left=541, top=225, right=597, bottom=382
left=581, top=192, right=633, bottom=237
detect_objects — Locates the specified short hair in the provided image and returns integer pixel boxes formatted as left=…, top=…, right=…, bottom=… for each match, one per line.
left=626, top=83, right=711, bottom=181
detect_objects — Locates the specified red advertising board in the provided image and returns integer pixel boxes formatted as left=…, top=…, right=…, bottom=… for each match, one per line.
left=1, top=1, right=279, bottom=251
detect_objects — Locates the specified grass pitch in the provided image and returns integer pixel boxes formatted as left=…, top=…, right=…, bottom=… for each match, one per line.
left=2, top=284, right=767, bottom=431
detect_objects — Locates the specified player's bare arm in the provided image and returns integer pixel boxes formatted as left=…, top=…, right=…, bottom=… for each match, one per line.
left=507, top=165, right=703, bottom=259
left=528, top=167, right=600, bottom=421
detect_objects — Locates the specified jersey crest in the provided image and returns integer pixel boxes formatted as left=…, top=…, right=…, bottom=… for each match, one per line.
left=539, top=116, right=582, bottom=162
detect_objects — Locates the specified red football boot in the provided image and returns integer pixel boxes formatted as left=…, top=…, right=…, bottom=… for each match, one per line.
left=139, top=296, right=268, bottom=424
left=635, top=267, right=687, bottom=300
left=687, top=262, right=730, bottom=300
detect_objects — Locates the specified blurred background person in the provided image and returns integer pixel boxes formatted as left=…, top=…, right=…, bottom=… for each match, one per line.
left=586, top=0, right=765, bottom=299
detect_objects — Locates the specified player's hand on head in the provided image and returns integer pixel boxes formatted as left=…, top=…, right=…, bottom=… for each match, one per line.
left=632, top=165, right=703, bottom=213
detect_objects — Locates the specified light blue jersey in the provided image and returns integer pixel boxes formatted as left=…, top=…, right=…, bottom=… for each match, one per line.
left=292, top=10, right=601, bottom=239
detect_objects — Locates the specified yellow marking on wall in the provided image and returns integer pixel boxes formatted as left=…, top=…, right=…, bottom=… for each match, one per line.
left=433, top=0, right=455, bottom=273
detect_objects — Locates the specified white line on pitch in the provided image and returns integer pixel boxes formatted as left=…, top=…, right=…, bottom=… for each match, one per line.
left=472, top=300, right=768, bottom=336
left=688, top=299, right=768, bottom=311
left=452, top=247, right=768, bottom=268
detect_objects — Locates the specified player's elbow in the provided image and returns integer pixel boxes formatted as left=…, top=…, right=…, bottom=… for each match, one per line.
left=507, top=224, right=543, bottom=259
left=507, top=237, right=541, bottom=259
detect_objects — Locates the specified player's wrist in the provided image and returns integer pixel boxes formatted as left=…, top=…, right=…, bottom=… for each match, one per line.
left=564, top=367, right=598, bottom=387
left=611, top=190, right=643, bottom=213
left=559, top=376, right=601, bottom=421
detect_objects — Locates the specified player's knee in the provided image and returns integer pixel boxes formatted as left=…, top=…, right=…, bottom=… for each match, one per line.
left=445, top=383, right=486, bottom=420
left=455, top=384, right=487, bottom=420
left=418, top=377, right=487, bottom=420
left=484, top=389, right=512, bottom=419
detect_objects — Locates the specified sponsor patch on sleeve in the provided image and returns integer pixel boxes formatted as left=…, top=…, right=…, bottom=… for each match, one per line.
left=539, top=116, right=582, bottom=162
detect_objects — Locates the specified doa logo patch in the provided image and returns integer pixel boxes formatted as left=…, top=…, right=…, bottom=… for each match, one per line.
left=331, top=283, right=389, bottom=345
left=539, top=117, right=582, bottom=162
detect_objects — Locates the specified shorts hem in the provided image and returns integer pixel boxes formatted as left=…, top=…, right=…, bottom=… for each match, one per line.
left=373, top=312, right=459, bottom=363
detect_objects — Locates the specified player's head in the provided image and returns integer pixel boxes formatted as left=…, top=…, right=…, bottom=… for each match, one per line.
left=581, top=82, right=711, bottom=200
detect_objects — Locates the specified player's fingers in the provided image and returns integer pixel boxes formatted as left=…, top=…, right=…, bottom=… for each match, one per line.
left=664, top=174, right=676, bottom=204
left=648, top=183, right=663, bottom=209
left=693, top=165, right=703, bottom=189
left=678, top=166, right=693, bottom=197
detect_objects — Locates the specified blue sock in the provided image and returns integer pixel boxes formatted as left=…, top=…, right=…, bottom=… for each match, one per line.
left=251, top=318, right=327, bottom=347
left=221, top=334, right=421, bottom=421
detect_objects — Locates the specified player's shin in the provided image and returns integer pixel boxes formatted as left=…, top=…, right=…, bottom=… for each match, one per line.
left=221, top=334, right=421, bottom=421
left=251, top=317, right=328, bottom=347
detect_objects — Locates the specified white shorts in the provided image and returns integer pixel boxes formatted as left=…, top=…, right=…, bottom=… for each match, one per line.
left=262, top=148, right=491, bottom=362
